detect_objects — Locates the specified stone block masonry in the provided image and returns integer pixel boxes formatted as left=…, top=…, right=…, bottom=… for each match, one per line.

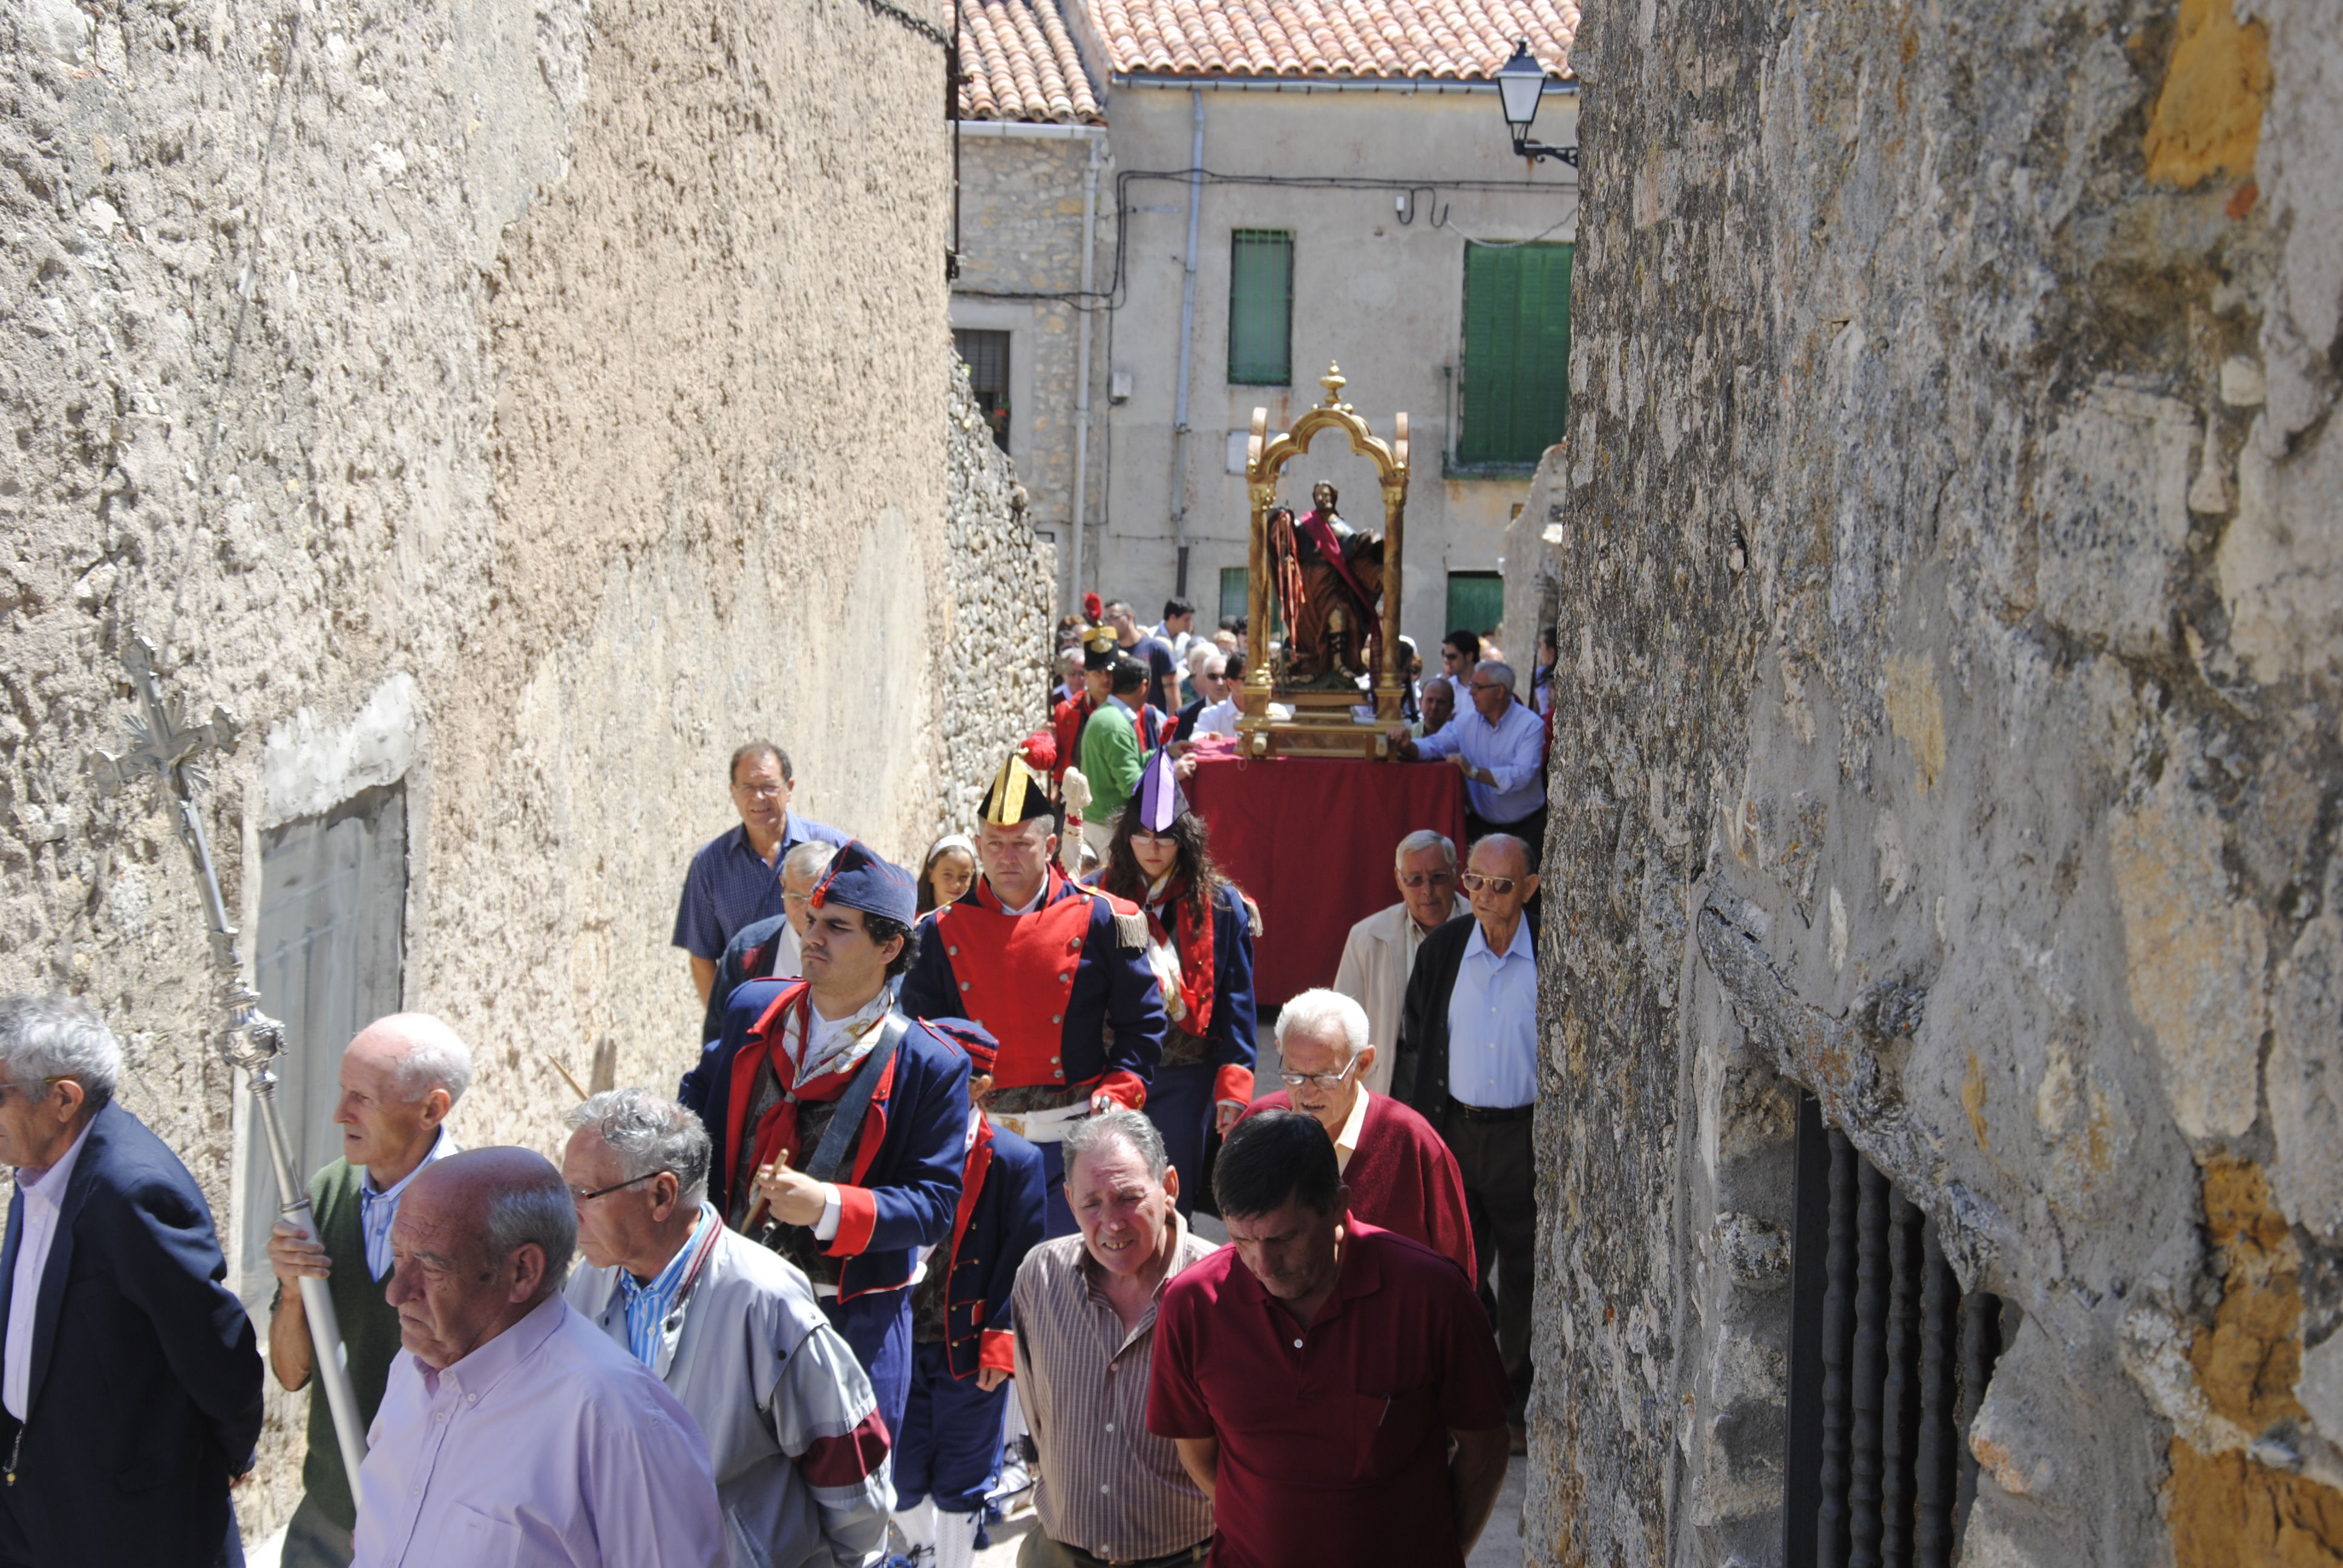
left=1532, top=0, right=2341, bottom=1563
left=0, top=0, right=1043, bottom=1538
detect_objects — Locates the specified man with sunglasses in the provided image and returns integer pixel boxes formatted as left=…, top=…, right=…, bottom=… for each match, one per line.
left=563, top=1089, right=891, bottom=1568
left=1392, top=661, right=1548, bottom=866
left=1237, top=989, right=1472, bottom=1279
left=1391, top=834, right=1542, bottom=1452
left=1333, top=830, right=1460, bottom=1096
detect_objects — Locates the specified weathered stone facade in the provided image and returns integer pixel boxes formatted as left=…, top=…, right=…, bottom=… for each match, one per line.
left=1531, top=0, right=2340, bottom=1563
left=1, top=0, right=1043, bottom=1538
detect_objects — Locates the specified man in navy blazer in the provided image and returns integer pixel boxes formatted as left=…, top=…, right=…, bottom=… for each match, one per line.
left=0, top=995, right=263, bottom=1567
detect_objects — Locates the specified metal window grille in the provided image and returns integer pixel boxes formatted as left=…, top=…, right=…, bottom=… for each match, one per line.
left=1786, top=1091, right=2007, bottom=1568
left=1228, top=230, right=1294, bottom=387
left=954, top=328, right=1011, bottom=451
left=1459, top=241, right=1573, bottom=466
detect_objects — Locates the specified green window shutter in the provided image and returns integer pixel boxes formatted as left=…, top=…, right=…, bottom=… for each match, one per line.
left=1228, top=231, right=1294, bottom=386
left=1460, top=241, right=1573, bottom=465
left=1445, top=571, right=1506, bottom=638
left=1219, top=566, right=1250, bottom=625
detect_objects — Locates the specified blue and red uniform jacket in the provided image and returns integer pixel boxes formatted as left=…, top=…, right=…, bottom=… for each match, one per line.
left=897, top=869, right=1167, bottom=1106
left=941, top=1117, right=1046, bottom=1380
left=700, top=912, right=790, bottom=1045
left=678, top=979, right=970, bottom=1302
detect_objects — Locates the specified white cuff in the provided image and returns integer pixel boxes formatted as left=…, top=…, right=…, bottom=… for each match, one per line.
left=813, top=1185, right=843, bottom=1241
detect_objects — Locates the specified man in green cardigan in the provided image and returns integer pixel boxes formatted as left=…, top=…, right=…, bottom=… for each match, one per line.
left=264, top=1013, right=471, bottom=1567
left=1080, top=656, right=1151, bottom=858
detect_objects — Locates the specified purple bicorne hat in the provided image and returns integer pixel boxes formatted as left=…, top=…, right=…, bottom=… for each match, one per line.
left=1129, top=746, right=1187, bottom=835
left=807, top=839, right=919, bottom=927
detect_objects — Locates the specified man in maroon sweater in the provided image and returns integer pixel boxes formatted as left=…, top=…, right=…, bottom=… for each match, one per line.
left=1240, top=988, right=1473, bottom=1279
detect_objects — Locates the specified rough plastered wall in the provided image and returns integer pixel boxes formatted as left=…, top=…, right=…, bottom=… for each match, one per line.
left=0, top=0, right=1044, bottom=1535
left=1531, top=0, right=2341, bottom=1562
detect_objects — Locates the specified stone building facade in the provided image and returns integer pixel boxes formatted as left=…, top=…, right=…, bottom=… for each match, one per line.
left=1528, top=0, right=2342, bottom=1563
left=1, top=0, right=1046, bottom=1538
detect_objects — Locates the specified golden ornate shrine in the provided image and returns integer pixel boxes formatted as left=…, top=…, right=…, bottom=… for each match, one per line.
left=1237, top=364, right=1410, bottom=760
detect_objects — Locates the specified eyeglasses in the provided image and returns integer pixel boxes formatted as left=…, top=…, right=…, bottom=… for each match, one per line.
left=1279, top=1056, right=1363, bottom=1091
left=1460, top=872, right=1521, bottom=895
left=1129, top=829, right=1177, bottom=846
left=0, top=1077, right=66, bottom=1106
left=732, top=780, right=788, bottom=799
left=569, top=1170, right=669, bottom=1204
left=1468, top=682, right=1506, bottom=693
left=1398, top=872, right=1455, bottom=889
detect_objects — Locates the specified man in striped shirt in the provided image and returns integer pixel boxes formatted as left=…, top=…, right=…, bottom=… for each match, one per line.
left=563, top=1089, right=891, bottom=1568
left=1011, top=1109, right=1215, bottom=1568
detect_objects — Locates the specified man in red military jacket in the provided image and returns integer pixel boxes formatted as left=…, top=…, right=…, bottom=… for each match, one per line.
left=898, top=753, right=1167, bottom=1237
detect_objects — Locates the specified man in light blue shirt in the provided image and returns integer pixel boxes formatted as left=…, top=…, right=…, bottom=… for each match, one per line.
left=1391, top=834, right=1542, bottom=1446
left=1397, top=661, right=1549, bottom=863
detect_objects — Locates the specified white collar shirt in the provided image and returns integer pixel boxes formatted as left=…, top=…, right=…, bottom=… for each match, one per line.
left=4, top=1117, right=95, bottom=1422
left=359, top=1126, right=459, bottom=1281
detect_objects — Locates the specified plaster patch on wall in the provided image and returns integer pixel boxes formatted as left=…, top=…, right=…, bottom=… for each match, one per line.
left=261, top=673, right=422, bottom=826
left=2109, top=775, right=2267, bottom=1142
left=2218, top=416, right=2343, bottom=685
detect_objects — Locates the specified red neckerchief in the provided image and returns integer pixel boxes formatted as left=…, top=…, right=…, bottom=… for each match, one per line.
left=974, top=864, right=1069, bottom=915
left=1146, top=877, right=1216, bottom=1034
left=723, top=983, right=872, bottom=1187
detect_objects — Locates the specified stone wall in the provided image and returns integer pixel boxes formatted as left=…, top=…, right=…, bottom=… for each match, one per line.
left=0, top=0, right=1041, bottom=1538
left=1531, top=0, right=2341, bottom=1563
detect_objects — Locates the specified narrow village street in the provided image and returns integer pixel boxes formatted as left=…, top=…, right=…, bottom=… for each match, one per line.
left=3, top=0, right=2338, bottom=1565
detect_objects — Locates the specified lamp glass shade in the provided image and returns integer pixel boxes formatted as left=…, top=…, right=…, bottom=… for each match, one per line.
left=1496, top=43, right=1545, bottom=131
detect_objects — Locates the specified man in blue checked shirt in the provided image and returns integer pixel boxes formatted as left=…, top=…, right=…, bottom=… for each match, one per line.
left=675, top=741, right=851, bottom=1006
left=1394, top=660, right=1550, bottom=866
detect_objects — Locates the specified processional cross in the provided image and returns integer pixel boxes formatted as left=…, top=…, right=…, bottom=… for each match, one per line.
left=89, top=636, right=370, bottom=1482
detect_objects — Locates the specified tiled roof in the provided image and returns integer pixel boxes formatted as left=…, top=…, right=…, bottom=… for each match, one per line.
left=1087, top=0, right=1575, bottom=80
left=957, top=0, right=1106, bottom=123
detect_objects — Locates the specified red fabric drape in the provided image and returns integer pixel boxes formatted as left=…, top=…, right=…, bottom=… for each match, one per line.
left=1184, top=756, right=1468, bottom=1008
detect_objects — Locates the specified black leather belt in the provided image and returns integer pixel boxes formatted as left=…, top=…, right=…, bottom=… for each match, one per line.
left=1446, top=1097, right=1535, bottom=1124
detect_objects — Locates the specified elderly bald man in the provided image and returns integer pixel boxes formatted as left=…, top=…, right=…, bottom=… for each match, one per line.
left=353, top=1148, right=724, bottom=1568
left=267, top=1014, right=471, bottom=1568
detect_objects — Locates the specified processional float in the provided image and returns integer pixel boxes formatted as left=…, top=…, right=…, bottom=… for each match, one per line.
left=1237, top=364, right=1411, bottom=760
left=88, top=637, right=369, bottom=1485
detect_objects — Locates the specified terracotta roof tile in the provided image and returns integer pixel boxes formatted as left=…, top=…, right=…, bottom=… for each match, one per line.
left=1084, top=0, right=1572, bottom=80
left=955, top=0, right=1106, bottom=123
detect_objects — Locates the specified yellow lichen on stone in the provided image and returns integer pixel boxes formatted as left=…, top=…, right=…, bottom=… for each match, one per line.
left=1883, top=655, right=1946, bottom=794
left=2191, top=1158, right=2308, bottom=1433
left=2166, top=1439, right=2343, bottom=1567
left=2142, top=0, right=2272, bottom=189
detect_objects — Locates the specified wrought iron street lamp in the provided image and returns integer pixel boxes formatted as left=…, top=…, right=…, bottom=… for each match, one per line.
left=1496, top=40, right=1578, bottom=167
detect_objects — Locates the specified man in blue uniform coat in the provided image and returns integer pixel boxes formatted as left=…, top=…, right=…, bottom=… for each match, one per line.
left=679, top=840, right=971, bottom=1449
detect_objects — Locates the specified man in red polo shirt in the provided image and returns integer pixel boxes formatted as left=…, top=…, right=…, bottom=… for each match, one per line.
left=1145, top=1111, right=1513, bottom=1568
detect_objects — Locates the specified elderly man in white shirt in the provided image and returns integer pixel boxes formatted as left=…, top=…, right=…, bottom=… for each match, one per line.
left=355, top=1147, right=725, bottom=1568
left=1330, top=831, right=1460, bottom=1096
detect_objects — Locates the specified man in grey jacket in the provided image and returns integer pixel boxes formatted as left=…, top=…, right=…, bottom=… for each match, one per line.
left=563, top=1089, right=892, bottom=1568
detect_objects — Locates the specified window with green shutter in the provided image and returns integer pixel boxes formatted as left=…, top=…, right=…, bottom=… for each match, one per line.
left=1219, top=566, right=1250, bottom=626
left=1228, top=231, right=1294, bottom=386
left=1458, top=241, right=1573, bottom=467
left=1445, top=572, right=1505, bottom=638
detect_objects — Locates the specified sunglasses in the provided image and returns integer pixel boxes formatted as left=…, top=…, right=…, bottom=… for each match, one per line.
left=1398, top=872, right=1455, bottom=889
left=1460, top=872, right=1522, bottom=895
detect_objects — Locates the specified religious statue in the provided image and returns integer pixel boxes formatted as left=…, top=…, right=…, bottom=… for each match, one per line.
left=1269, top=481, right=1385, bottom=688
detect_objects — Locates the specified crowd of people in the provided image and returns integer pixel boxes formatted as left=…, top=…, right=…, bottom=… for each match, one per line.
left=0, top=593, right=1561, bottom=1568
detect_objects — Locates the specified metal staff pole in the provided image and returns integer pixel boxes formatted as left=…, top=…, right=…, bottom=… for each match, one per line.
left=89, top=636, right=369, bottom=1485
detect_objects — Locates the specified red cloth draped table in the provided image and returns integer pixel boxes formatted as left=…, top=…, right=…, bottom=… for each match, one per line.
left=1184, top=754, right=1467, bottom=1008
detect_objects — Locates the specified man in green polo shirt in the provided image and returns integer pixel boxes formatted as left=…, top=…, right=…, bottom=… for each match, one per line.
left=264, top=1013, right=472, bottom=1567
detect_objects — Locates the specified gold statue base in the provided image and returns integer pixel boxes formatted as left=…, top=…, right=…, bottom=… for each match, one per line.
left=1234, top=687, right=1401, bottom=761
